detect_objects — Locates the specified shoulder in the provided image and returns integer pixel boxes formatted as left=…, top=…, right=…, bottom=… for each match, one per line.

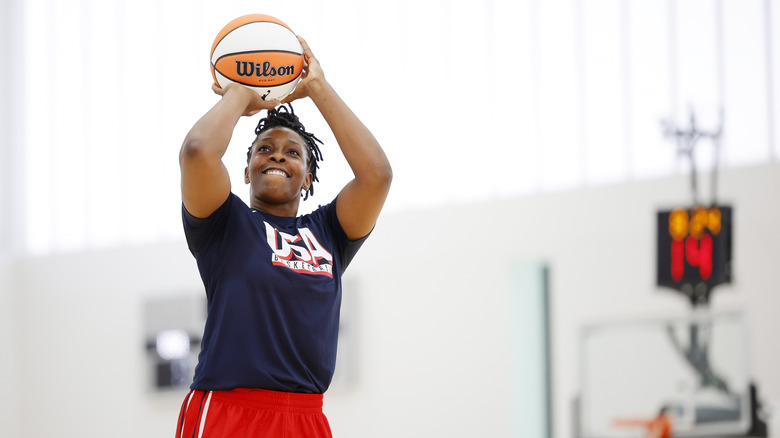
left=183, top=192, right=247, bottom=220
left=297, top=198, right=339, bottom=229
left=182, top=192, right=252, bottom=252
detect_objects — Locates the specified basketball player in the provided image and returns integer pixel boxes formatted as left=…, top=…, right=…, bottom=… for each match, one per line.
left=176, top=35, right=392, bottom=437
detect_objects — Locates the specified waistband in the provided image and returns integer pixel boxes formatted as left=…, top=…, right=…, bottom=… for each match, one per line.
left=194, top=388, right=324, bottom=414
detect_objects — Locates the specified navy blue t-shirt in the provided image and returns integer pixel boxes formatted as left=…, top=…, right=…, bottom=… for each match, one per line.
left=182, top=193, right=367, bottom=394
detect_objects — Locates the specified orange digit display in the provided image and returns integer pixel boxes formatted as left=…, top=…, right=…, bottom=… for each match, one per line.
left=657, top=206, right=732, bottom=304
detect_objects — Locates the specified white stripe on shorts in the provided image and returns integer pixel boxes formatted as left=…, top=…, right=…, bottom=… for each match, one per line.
left=197, top=391, right=213, bottom=438
left=179, top=391, right=194, bottom=438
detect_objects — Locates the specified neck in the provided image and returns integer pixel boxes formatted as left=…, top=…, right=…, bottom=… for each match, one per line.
left=250, top=198, right=300, bottom=217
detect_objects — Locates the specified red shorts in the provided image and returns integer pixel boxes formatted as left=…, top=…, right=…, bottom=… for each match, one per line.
left=175, top=388, right=332, bottom=438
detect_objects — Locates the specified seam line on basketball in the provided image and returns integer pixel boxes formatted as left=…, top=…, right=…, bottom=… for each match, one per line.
left=212, top=71, right=301, bottom=87
left=213, top=49, right=303, bottom=61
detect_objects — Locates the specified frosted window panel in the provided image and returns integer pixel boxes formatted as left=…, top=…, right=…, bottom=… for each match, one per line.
left=12, top=0, right=779, bottom=255
left=375, top=1, right=453, bottom=209
left=156, top=0, right=210, bottom=241
left=491, top=0, right=538, bottom=197
left=626, top=0, right=675, bottom=180
left=721, top=0, right=771, bottom=167
left=119, top=0, right=165, bottom=244
left=0, top=68, right=3, bottom=248
left=51, top=0, right=89, bottom=252
left=537, top=0, right=582, bottom=191
left=360, top=2, right=405, bottom=91
left=316, top=0, right=361, bottom=80
left=24, top=0, right=55, bottom=254
left=581, top=0, right=627, bottom=186
left=358, top=2, right=432, bottom=210
left=403, top=2, right=448, bottom=125
left=773, top=0, right=780, bottom=160
left=447, top=0, right=491, bottom=202
left=673, top=0, right=721, bottom=115
left=157, top=0, right=207, bottom=144
left=672, top=0, right=721, bottom=178
left=85, top=0, right=121, bottom=247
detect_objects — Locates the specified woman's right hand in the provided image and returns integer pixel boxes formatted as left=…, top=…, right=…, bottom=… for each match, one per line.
left=282, top=36, right=327, bottom=104
left=212, top=82, right=281, bottom=116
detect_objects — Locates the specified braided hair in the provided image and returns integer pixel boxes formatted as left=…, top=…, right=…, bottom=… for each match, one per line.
left=249, top=104, right=323, bottom=200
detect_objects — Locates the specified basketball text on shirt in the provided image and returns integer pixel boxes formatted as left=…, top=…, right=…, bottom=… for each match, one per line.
left=264, top=222, right=334, bottom=277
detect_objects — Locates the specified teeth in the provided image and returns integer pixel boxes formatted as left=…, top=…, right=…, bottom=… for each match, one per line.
left=265, top=170, right=287, bottom=177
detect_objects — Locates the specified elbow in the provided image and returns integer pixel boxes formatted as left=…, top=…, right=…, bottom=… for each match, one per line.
left=378, top=163, right=393, bottom=187
left=179, top=138, right=206, bottom=165
left=355, top=161, right=392, bottom=193
left=370, top=161, right=393, bottom=191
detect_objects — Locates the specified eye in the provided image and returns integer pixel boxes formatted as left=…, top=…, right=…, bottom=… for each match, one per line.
left=288, top=149, right=301, bottom=156
left=257, top=145, right=271, bottom=152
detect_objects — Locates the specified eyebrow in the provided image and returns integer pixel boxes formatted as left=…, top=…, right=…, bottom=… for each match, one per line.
left=254, top=135, right=304, bottom=148
left=254, top=141, right=305, bottom=155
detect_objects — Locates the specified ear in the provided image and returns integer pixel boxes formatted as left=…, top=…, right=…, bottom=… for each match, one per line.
left=302, top=172, right=314, bottom=192
left=244, top=166, right=250, bottom=184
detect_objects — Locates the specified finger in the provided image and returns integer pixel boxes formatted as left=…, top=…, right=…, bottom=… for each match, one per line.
left=281, top=91, right=299, bottom=104
left=297, top=35, right=314, bottom=58
left=250, top=98, right=279, bottom=114
left=259, top=99, right=282, bottom=109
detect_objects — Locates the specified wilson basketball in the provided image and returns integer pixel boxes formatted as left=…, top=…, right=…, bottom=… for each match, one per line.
left=210, top=14, right=303, bottom=101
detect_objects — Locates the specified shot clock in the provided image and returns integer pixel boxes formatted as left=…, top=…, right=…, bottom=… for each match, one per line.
left=657, top=205, right=733, bottom=305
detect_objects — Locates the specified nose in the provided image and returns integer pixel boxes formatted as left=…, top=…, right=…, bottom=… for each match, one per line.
left=269, top=150, right=286, bottom=162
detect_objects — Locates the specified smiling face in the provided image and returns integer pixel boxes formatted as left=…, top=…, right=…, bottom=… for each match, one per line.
left=244, top=127, right=314, bottom=216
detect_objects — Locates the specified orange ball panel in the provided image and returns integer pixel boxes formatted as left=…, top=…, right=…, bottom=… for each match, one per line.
left=214, top=52, right=303, bottom=87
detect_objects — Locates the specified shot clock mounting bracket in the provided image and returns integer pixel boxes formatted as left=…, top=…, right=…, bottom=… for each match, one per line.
left=658, top=108, right=731, bottom=307
left=661, top=108, right=724, bottom=208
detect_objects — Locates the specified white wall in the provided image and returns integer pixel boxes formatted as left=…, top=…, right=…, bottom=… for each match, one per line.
left=7, top=162, right=779, bottom=437
left=0, top=255, right=20, bottom=438
left=12, top=243, right=201, bottom=437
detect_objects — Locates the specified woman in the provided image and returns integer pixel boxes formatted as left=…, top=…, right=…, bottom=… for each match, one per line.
left=176, top=35, right=392, bottom=437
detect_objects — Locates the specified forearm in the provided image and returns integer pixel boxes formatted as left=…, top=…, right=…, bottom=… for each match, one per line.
left=308, top=81, right=392, bottom=182
left=288, top=35, right=391, bottom=238
left=179, top=86, right=258, bottom=218
left=181, top=86, right=253, bottom=160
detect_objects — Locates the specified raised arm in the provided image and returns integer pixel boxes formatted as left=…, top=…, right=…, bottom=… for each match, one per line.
left=180, top=84, right=279, bottom=218
left=284, top=36, right=393, bottom=240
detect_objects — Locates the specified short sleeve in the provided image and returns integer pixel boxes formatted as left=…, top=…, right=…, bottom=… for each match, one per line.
left=319, top=196, right=371, bottom=272
left=181, top=194, right=235, bottom=253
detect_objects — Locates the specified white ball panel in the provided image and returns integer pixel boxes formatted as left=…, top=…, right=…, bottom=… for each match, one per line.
left=212, top=22, right=301, bottom=63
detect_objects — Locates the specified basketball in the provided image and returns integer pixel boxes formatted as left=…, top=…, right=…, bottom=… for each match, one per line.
left=210, top=14, right=304, bottom=101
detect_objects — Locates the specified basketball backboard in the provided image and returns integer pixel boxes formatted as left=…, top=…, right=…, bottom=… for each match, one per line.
left=578, top=311, right=761, bottom=437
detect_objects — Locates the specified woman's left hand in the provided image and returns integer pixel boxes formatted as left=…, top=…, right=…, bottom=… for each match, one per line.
left=283, top=36, right=326, bottom=103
